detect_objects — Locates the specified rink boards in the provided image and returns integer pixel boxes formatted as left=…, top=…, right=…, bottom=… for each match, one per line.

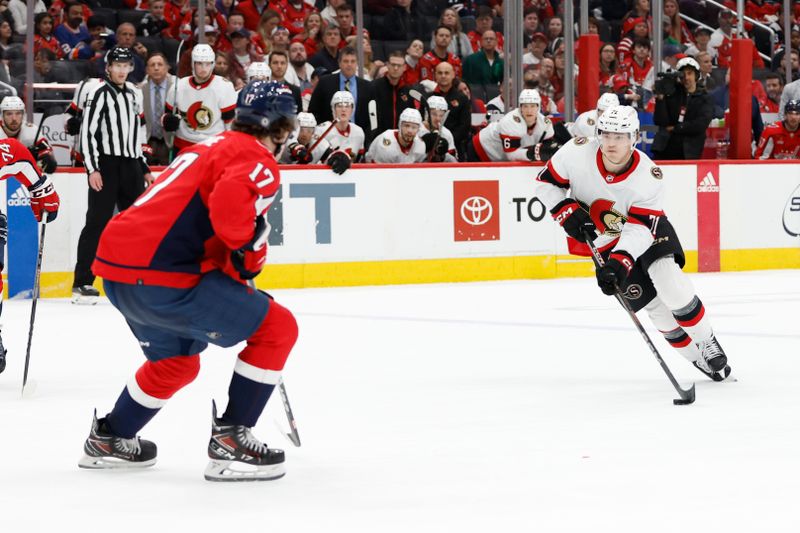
left=2, top=160, right=799, bottom=297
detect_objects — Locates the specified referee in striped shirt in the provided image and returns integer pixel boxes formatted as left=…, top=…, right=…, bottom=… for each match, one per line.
left=73, top=46, right=155, bottom=304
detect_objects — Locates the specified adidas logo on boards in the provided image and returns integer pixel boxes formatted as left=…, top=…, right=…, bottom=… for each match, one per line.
left=697, top=172, right=720, bottom=193
left=7, top=187, right=30, bottom=207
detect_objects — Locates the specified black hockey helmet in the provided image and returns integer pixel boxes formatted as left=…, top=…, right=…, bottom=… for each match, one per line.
left=235, top=80, right=297, bottom=129
left=785, top=99, right=800, bottom=114
left=105, top=46, right=134, bottom=65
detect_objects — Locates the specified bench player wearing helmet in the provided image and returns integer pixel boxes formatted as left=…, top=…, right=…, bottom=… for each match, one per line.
left=567, top=92, right=620, bottom=139
left=535, top=105, right=731, bottom=382
left=755, top=99, right=800, bottom=159
left=314, top=90, right=366, bottom=162
left=79, top=81, right=300, bottom=481
left=0, top=96, right=57, bottom=173
left=365, top=108, right=427, bottom=163
left=280, top=111, right=352, bottom=174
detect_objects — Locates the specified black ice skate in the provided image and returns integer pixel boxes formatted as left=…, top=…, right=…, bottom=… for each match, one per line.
left=204, top=401, right=285, bottom=482
left=71, top=285, right=100, bottom=305
left=692, top=359, right=732, bottom=382
left=78, top=411, right=157, bottom=469
left=0, top=330, right=6, bottom=374
left=697, top=334, right=728, bottom=372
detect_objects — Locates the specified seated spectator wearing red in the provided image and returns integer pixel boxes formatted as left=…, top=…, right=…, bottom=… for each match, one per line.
left=124, top=0, right=150, bottom=9
left=216, top=11, right=245, bottom=53
left=468, top=6, right=504, bottom=53
left=335, top=4, right=358, bottom=48
left=710, top=10, right=764, bottom=69
left=617, top=17, right=649, bottom=65
left=613, top=38, right=655, bottom=111
left=622, top=0, right=652, bottom=33
left=526, top=0, right=554, bottom=22
left=421, top=26, right=462, bottom=81
left=138, top=0, right=171, bottom=37
left=760, top=72, right=784, bottom=113
left=400, top=39, right=424, bottom=87
left=34, top=12, right=65, bottom=59
left=664, top=0, right=694, bottom=45
left=163, top=0, right=190, bottom=39
left=755, top=100, right=800, bottom=159
left=278, top=0, right=317, bottom=37
left=229, top=28, right=264, bottom=83
left=48, top=0, right=92, bottom=28
left=298, top=11, right=323, bottom=58
left=237, top=0, right=274, bottom=32
left=174, top=2, right=228, bottom=43
left=599, top=43, right=617, bottom=89
left=253, top=9, right=282, bottom=56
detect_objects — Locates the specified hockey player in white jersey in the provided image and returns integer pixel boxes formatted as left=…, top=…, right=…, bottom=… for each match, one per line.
left=280, top=111, right=351, bottom=174
left=0, top=96, right=57, bottom=173
left=535, top=106, right=731, bottom=381
left=246, top=61, right=271, bottom=83
left=467, top=89, right=558, bottom=162
left=163, top=44, right=237, bottom=153
left=418, top=95, right=456, bottom=162
left=314, top=91, right=366, bottom=162
left=65, top=77, right=104, bottom=166
left=366, top=108, right=427, bottom=163
left=567, top=92, right=620, bottom=138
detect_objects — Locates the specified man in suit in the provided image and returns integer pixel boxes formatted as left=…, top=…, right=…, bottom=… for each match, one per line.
left=139, top=52, right=175, bottom=165
left=308, top=46, right=374, bottom=140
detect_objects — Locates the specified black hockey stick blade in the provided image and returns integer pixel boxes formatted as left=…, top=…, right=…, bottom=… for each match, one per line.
left=22, top=220, right=47, bottom=397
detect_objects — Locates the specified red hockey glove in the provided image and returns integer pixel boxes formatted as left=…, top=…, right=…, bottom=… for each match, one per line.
left=550, top=198, right=596, bottom=242
left=326, top=150, right=351, bottom=175
left=231, top=216, right=269, bottom=280
left=596, top=251, right=634, bottom=296
left=27, top=175, right=60, bottom=222
left=141, top=143, right=154, bottom=156
left=289, top=143, right=312, bottom=164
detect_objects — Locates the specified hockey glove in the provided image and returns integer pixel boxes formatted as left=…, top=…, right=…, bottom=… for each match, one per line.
left=231, top=216, right=268, bottom=280
left=162, top=113, right=181, bottom=132
left=38, top=154, right=58, bottom=174
left=596, top=251, right=634, bottom=296
left=65, top=115, right=82, bottom=135
left=289, top=143, right=312, bottom=164
left=526, top=140, right=561, bottom=162
left=327, top=150, right=351, bottom=175
left=550, top=198, right=596, bottom=242
left=27, top=175, right=60, bottom=222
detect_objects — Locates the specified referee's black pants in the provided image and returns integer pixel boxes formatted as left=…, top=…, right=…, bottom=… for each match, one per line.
left=73, top=155, right=145, bottom=288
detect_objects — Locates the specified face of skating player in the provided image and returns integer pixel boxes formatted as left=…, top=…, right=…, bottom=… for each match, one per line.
left=519, top=103, right=539, bottom=127
left=599, top=131, right=634, bottom=166
left=334, top=103, right=353, bottom=123
left=1, top=110, right=23, bottom=134
left=399, top=121, right=419, bottom=146
left=193, top=61, right=214, bottom=83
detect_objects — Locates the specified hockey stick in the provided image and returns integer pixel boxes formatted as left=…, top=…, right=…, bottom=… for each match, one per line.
left=167, top=39, right=185, bottom=162
left=583, top=230, right=696, bottom=405
left=425, top=109, right=450, bottom=162
left=68, top=79, right=87, bottom=167
left=21, top=219, right=47, bottom=398
left=308, top=119, right=338, bottom=153
left=368, top=99, right=377, bottom=131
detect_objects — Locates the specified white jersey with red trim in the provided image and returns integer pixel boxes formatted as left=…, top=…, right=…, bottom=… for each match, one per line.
left=418, top=123, right=457, bottom=161
left=567, top=109, right=599, bottom=139
left=314, top=121, right=365, bottom=160
left=535, top=136, right=666, bottom=260
left=365, top=129, right=427, bottom=163
left=279, top=129, right=331, bottom=164
left=0, top=121, right=43, bottom=148
left=475, top=108, right=554, bottom=161
left=166, top=74, right=237, bottom=146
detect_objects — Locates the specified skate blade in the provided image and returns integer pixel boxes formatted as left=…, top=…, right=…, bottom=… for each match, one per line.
left=204, top=459, right=285, bottom=482
left=71, top=294, right=99, bottom=305
left=78, top=454, right=156, bottom=470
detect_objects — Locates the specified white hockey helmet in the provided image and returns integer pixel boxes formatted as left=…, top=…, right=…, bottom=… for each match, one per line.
left=191, top=44, right=215, bottom=64
left=331, top=90, right=355, bottom=110
left=246, top=61, right=271, bottom=82
left=297, top=112, right=317, bottom=129
left=426, top=95, right=448, bottom=112
left=0, top=96, right=24, bottom=112
left=399, top=107, right=422, bottom=126
left=596, top=92, right=620, bottom=113
left=597, top=105, right=640, bottom=147
left=676, top=56, right=700, bottom=72
left=518, top=88, right=541, bottom=106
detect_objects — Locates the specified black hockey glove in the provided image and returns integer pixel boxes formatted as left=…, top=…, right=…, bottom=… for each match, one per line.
left=550, top=198, right=596, bottom=242
left=65, top=115, right=82, bottom=135
left=231, top=216, right=268, bottom=281
left=526, top=140, right=561, bottom=162
left=289, top=143, right=312, bottom=164
left=327, top=150, right=351, bottom=175
left=38, top=154, right=58, bottom=174
left=596, top=251, right=634, bottom=296
left=162, top=113, right=181, bottom=132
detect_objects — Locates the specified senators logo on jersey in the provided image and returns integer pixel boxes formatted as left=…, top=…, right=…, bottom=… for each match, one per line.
left=185, top=101, right=214, bottom=130
left=588, top=198, right=627, bottom=237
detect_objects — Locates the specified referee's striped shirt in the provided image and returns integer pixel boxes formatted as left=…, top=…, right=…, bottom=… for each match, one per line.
left=81, top=79, right=149, bottom=175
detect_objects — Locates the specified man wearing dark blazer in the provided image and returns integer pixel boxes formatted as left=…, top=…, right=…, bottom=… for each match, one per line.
left=139, top=52, right=175, bottom=165
left=308, top=47, right=374, bottom=141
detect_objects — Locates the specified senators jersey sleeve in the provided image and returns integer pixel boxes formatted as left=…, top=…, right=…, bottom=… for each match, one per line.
left=166, top=75, right=238, bottom=146
left=92, top=131, right=280, bottom=288
left=567, top=110, right=599, bottom=139
left=535, top=137, right=665, bottom=260
left=0, top=138, right=44, bottom=188
left=475, top=109, right=554, bottom=161
left=754, top=121, right=800, bottom=159
left=315, top=122, right=365, bottom=161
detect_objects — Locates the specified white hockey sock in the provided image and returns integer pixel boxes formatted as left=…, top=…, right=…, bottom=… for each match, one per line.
left=647, top=257, right=714, bottom=343
left=644, top=298, right=700, bottom=363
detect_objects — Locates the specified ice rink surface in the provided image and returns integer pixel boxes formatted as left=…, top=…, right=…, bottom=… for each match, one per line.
left=1, top=270, right=799, bottom=532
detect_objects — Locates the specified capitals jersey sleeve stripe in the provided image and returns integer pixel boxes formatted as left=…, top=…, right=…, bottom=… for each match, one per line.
left=0, top=160, right=42, bottom=188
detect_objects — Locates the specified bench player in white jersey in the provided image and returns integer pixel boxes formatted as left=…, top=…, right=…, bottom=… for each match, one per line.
left=366, top=108, right=427, bottom=163
left=163, top=44, right=237, bottom=153
left=0, top=96, right=57, bottom=173
left=467, top=89, right=558, bottom=162
left=280, top=111, right=351, bottom=174
left=314, top=91, right=366, bottom=162
left=418, top=95, right=456, bottom=162
left=535, top=106, right=731, bottom=381
left=567, top=92, right=620, bottom=138
left=65, top=77, right=104, bottom=166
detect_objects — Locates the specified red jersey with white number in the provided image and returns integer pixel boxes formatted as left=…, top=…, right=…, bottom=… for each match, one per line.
left=165, top=74, right=237, bottom=150
left=93, top=131, right=280, bottom=288
left=0, top=137, right=44, bottom=188
left=754, top=121, right=800, bottom=159
left=473, top=108, right=554, bottom=162
left=535, top=136, right=665, bottom=259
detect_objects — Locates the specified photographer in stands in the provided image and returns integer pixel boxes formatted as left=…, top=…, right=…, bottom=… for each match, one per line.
left=652, top=57, right=713, bottom=160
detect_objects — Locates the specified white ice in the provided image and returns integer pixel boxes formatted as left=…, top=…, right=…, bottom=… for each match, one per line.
left=1, top=270, right=799, bottom=532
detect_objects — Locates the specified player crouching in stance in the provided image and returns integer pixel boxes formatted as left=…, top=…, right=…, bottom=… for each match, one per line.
left=78, top=81, right=299, bottom=481
left=535, top=106, right=731, bottom=381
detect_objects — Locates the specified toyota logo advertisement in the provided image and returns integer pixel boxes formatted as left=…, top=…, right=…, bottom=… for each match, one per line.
left=460, top=195, right=493, bottom=226
left=453, top=181, right=500, bottom=241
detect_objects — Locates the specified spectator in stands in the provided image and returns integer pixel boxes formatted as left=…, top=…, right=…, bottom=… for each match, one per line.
left=0, top=19, right=11, bottom=55
left=34, top=13, right=64, bottom=59
left=599, top=42, right=617, bottom=89
left=463, top=30, right=503, bottom=86
left=695, top=51, right=716, bottom=91
left=229, top=29, right=263, bottom=84
left=140, top=52, right=175, bottom=166
left=421, top=26, right=463, bottom=81
left=55, top=2, right=91, bottom=59
left=84, top=15, right=116, bottom=58
left=33, top=48, right=66, bottom=113
left=663, top=0, right=693, bottom=45
left=310, top=25, right=341, bottom=73
left=8, top=0, right=46, bottom=34
left=527, top=0, right=554, bottom=22
left=435, top=8, right=472, bottom=59
left=138, top=0, right=170, bottom=37
left=614, top=37, right=654, bottom=110
left=298, top=11, right=323, bottom=58
left=458, top=79, right=487, bottom=133
left=710, top=10, right=765, bottom=69
left=335, top=4, right=357, bottom=46
left=278, top=0, right=317, bottom=37
left=623, top=0, right=651, bottom=27
left=0, top=1, right=11, bottom=29
left=545, top=16, right=563, bottom=43
left=653, top=57, right=713, bottom=160
left=308, top=46, right=374, bottom=136
left=523, top=32, right=547, bottom=68
left=662, top=44, right=681, bottom=72
left=237, top=0, right=272, bottom=32
left=271, top=25, right=291, bottom=53
left=400, top=38, right=423, bottom=87
left=163, top=0, right=189, bottom=39
left=776, top=48, right=800, bottom=84
left=371, top=50, right=413, bottom=136
left=468, top=6, right=503, bottom=53
left=537, top=57, right=555, bottom=100
left=780, top=67, right=800, bottom=118
left=252, top=9, right=281, bottom=55
left=761, top=72, right=783, bottom=113
left=431, top=61, right=469, bottom=157
left=617, top=17, right=649, bottom=65
left=344, top=34, right=383, bottom=81
left=269, top=50, right=302, bottom=110
left=214, top=49, right=236, bottom=81
left=216, top=11, right=244, bottom=53
left=522, top=7, right=541, bottom=47
left=286, top=38, right=314, bottom=91
left=96, top=23, right=147, bottom=83
left=684, top=27, right=716, bottom=62
left=382, top=0, right=430, bottom=43
left=320, top=0, right=344, bottom=28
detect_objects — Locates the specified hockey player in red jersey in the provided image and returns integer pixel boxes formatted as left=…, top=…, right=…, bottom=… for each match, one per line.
left=754, top=99, right=800, bottom=159
left=535, top=106, right=731, bottom=382
left=0, top=138, right=60, bottom=373
left=78, top=81, right=299, bottom=481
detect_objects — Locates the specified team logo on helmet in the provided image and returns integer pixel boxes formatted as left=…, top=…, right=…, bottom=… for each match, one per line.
left=589, top=198, right=627, bottom=237
left=186, top=101, right=214, bottom=130
left=651, top=166, right=663, bottom=179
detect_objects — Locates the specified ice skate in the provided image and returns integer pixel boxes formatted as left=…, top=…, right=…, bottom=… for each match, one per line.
left=78, top=411, right=157, bottom=469
left=698, top=334, right=728, bottom=372
left=71, top=285, right=100, bottom=305
left=692, top=358, right=732, bottom=382
left=204, top=401, right=285, bottom=482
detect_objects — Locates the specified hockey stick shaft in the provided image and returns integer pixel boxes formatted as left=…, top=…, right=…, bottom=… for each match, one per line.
left=168, top=39, right=185, bottom=163
left=308, top=119, right=338, bottom=153
left=583, top=231, right=695, bottom=402
left=425, top=110, right=450, bottom=162
left=22, top=220, right=47, bottom=396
